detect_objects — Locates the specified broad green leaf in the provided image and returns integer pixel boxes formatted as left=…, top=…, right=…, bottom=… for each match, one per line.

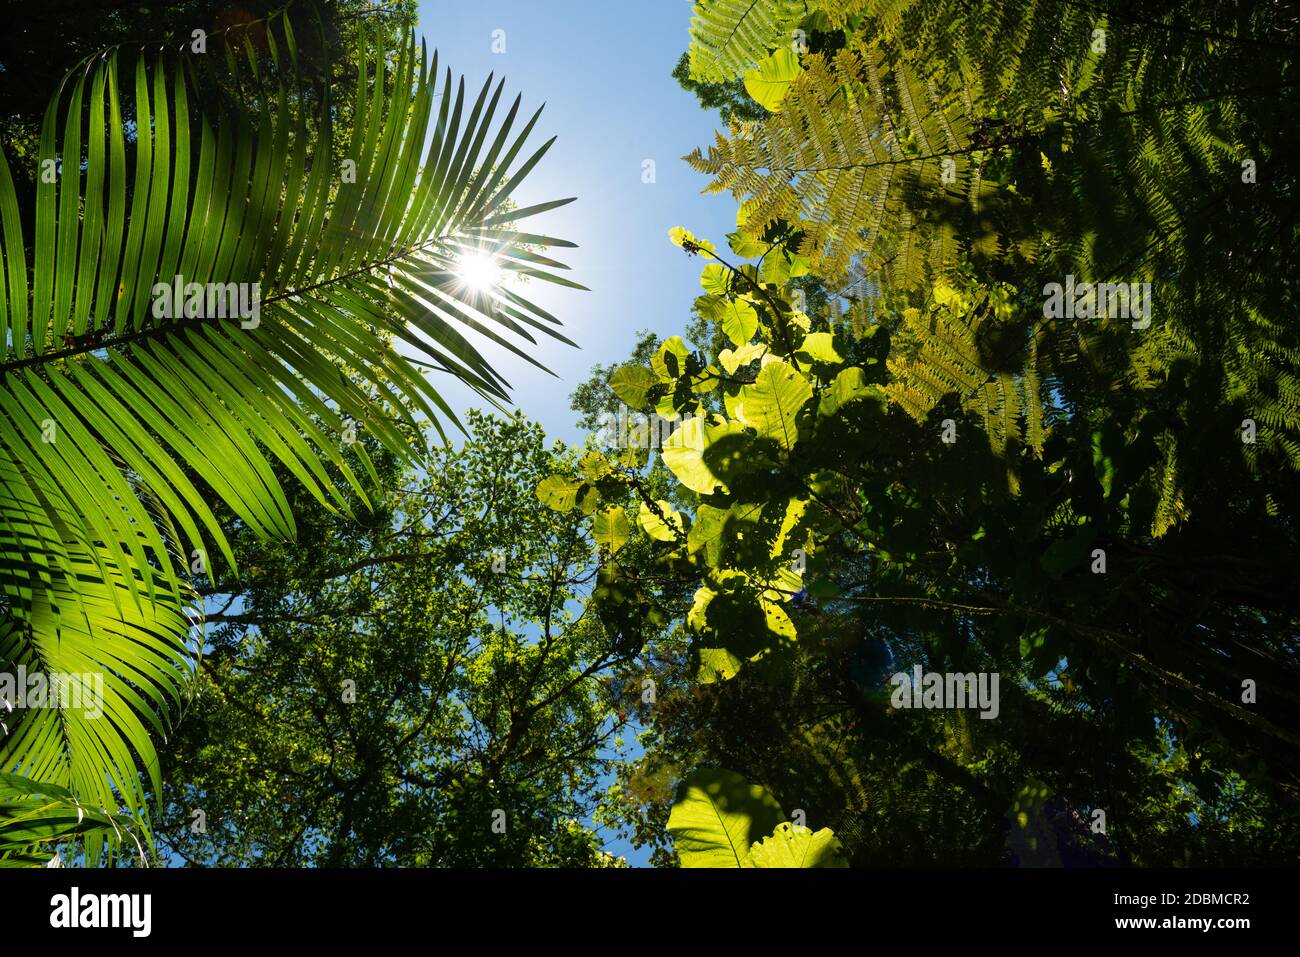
left=1019, top=625, right=1062, bottom=677
left=1092, top=427, right=1118, bottom=499
left=720, top=342, right=767, bottom=374
left=772, top=497, right=809, bottom=558
left=691, top=363, right=721, bottom=394
left=762, top=566, right=803, bottom=606
left=655, top=388, right=685, bottom=422
left=727, top=230, right=768, bottom=258
left=687, top=506, right=728, bottom=564
left=696, top=646, right=744, bottom=683
left=578, top=451, right=611, bottom=481
left=761, top=598, right=797, bottom=640
left=696, top=293, right=725, bottom=325
left=668, top=226, right=715, bottom=254
left=651, top=336, right=691, bottom=380
left=666, top=769, right=785, bottom=867
left=739, top=359, right=813, bottom=448
left=818, top=366, right=884, bottom=418
left=724, top=386, right=745, bottom=421
left=592, top=506, right=629, bottom=552
left=797, top=331, right=843, bottom=364
left=743, top=47, right=803, bottom=113
left=759, top=251, right=792, bottom=285
left=746, top=822, right=849, bottom=868
left=719, top=298, right=759, bottom=347
left=700, top=263, right=731, bottom=295
left=662, top=416, right=743, bottom=494
left=687, top=585, right=716, bottom=632
left=736, top=198, right=760, bottom=228
left=536, top=474, right=585, bottom=511
left=638, top=499, right=685, bottom=542
left=609, top=365, right=659, bottom=409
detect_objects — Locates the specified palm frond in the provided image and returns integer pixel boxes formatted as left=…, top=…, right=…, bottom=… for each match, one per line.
left=0, top=772, right=147, bottom=867
left=0, top=13, right=581, bottom=858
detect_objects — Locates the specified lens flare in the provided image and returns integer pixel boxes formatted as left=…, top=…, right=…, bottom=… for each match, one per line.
left=454, top=251, right=504, bottom=292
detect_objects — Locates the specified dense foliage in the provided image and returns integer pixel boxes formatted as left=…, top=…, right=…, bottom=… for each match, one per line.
left=555, top=0, right=1300, bottom=866
left=160, top=413, right=626, bottom=866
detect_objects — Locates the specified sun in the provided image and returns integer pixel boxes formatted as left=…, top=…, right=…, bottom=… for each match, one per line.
left=454, top=251, right=504, bottom=293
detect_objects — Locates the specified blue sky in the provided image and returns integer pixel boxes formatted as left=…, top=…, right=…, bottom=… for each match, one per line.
left=414, top=0, right=739, bottom=445
left=408, top=0, right=738, bottom=867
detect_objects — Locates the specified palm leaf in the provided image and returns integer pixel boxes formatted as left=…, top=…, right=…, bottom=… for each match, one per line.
left=0, top=771, right=146, bottom=867
left=0, top=13, right=580, bottom=858
left=0, top=540, right=195, bottom=864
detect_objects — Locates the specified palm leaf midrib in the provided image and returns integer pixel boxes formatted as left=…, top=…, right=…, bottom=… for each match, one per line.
left=0, top=231, right=464, bottom=375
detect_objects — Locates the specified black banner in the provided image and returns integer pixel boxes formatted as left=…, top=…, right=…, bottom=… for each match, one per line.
left=2, top=867, right=1294, bottom=944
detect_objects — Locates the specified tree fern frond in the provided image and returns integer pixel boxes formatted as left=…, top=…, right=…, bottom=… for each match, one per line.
left=687, top=44, right=981, bottom=288
left=885, top=284, right=1051, bottom=458
left=688, top=0, right=810, bottom=82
